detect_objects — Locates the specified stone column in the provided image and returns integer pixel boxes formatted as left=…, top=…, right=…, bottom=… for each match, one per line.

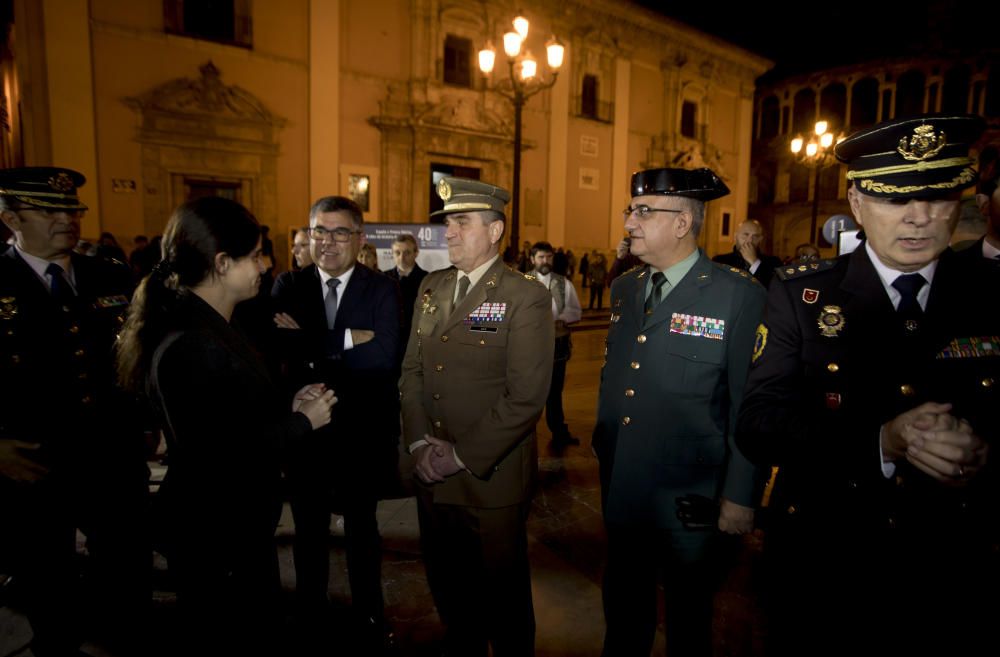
left=310, top=0, right=340, bottom=201
left=43, top=0, right=100, bottom=230
left=546, top=43, right=570, bottom=248
left=609, top=57, right=630, bottom=248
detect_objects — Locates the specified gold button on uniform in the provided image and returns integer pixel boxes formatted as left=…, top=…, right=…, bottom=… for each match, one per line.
left=827, top=363, right=839, bottom=373
left=74, top=349, right=85, bottom=358
left=81, top=396, right=92, bottom=404
left=630, top=361, right=640, bottom=370
left=69, top=325, right=80, bottom=334
left=899, top=384, right=914, bottom=396
left=441, top=335, right=449, bottom=343
left=433, top=420, right=442, bottom=428
left=479, top=339, right=486, bottom=345
left=625, top=389, right=635, bottom=397
left=622, top=416, right=631, bottom=425
left=787, top=505, right=797, bottom=515
left=982, top=378, right=995, bottom=388
left=432, top=393, right=440, bottom=400
left=637, top=335, right=647, bottom=344
left=435, top=364, right=444, bottom=372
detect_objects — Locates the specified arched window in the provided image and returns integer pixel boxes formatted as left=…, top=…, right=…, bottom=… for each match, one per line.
left=895, top=70, right=926, bottom=119
left=792, top=88, right=816, bottom=135
left=819, top=83, right=847, bottom=130
left=850, top=78, right=879, bottom=127
left=942, top=64, right=971, bottom=114
left=760, top=96, right=780, bottom=139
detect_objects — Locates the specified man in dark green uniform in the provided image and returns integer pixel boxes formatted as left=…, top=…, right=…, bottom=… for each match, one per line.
left=737, top=114, right=999, bottom=655
left=593, top=167, right=765, bottom=657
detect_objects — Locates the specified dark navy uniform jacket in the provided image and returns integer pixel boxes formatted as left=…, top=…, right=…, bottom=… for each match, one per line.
left=738, top=244, right=1000, bottom=544
left=0, top=248, right=145, bottom=473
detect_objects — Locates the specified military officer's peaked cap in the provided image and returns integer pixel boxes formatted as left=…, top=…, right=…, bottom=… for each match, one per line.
left=630, top=167, right=729, bottom=201
left=835, top=114, right=985, bottom=199
left=431, top=177, right=510, bottom=217
left=0, top=167, right=88, bottom=211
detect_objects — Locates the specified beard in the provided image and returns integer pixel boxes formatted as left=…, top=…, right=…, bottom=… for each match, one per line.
left=536, top=264, right=551, bottom=275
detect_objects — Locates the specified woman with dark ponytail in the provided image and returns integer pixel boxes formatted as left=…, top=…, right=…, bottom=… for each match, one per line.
left=116, top=196, right=336, bottom=653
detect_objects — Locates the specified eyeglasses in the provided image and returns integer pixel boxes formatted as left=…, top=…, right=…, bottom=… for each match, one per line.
left=308, top=226, right=361, bottom=242
left=622, top=205, right=683, bottom=221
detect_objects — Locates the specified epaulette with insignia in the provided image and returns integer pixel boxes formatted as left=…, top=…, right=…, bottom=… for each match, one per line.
left=775, top=259, right=838, bottom=281
left=624, top=265, right=642, bottom=277
left=524, top=273, right=537, bottom=281
left=711, top=262, right=763, bottom=286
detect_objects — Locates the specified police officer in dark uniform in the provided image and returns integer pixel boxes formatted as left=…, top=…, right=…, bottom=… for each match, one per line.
left=737, top=115, right=999, bottom=656
left=593, top=167, right=765, bottom=657
left=0, top=168, right=150, bottom=656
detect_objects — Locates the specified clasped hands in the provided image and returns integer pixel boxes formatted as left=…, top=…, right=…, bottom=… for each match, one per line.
left=292, top=383, right=338, bottom=430
left=273, top=313, right=374, bottom=346
left=882, top=402, right=987, bottom=485
left=414, top=435, right=463, bottom=484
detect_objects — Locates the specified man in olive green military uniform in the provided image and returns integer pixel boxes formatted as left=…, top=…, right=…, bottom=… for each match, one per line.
left=738, top=114, right=999, bottom=655
left=593, top=167, right=764, bottom=657
left=0, top=168, right=149, bottom=656
left=399, top=177, right=553, bottom=657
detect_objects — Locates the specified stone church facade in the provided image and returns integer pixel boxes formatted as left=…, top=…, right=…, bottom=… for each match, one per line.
left=4, top=0, right=769, bottom=264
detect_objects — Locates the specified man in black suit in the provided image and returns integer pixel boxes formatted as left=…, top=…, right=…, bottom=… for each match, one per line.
left=737, top=115, right=998, bottom=655
left=712, top=219, right=783, bottom=288
left=384, top=232, right=427, bottom=346
left=971, top=163, right=1000, bottom=260
left=0, top=167, right=149, bottom=657
left=272, top=196, right=402, bottom=651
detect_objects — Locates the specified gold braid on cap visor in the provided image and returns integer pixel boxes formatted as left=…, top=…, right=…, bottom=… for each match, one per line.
left=845, top=156, right=974, bottom=180
left=854, top=166, right=976, bottom=195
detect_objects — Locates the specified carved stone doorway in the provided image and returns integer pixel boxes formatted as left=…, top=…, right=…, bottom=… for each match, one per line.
left=125, top=61, right=285, bottom=235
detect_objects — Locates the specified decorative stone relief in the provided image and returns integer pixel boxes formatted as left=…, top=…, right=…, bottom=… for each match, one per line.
left=124, top=61, right=286, bottom=235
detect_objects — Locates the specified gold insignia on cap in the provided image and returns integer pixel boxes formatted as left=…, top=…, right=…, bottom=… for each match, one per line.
left=437, top=178, right=452, bottom=201
left=48, top=172, right=74, bottom=193
left=817, top=305, right=846, bottom=337
left=897, top=124, right=946, bottom=162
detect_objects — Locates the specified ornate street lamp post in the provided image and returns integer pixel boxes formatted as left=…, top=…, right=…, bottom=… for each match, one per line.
left=790, top=120, right=844, bottom=245
left=478, top=15, right=563, bottom=254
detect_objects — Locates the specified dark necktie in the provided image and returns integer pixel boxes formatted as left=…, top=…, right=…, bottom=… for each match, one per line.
left=456, top=275, right=470, bottom=302
left=325, top=278, right=340, bottom=329
left=46, top=262, right=75, bottom=311
left=891, top=273, right=926, bottom=317
left=644, top=272, right=666, bottom=315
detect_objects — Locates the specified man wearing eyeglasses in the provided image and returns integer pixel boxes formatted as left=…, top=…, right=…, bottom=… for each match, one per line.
left=0, top=167, right=150, bottom=656
left=592, top=167, right=765, bottom=657
left=271, top=196, right=402, bottom=652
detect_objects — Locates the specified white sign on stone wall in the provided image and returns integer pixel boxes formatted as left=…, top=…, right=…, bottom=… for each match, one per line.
left=579, top=167, right=599, bottom=190
left=580, top=135, right=599, bottom=157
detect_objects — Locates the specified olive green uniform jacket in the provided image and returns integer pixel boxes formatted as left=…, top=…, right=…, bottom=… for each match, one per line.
left=400, top=258, right=554, bottom=507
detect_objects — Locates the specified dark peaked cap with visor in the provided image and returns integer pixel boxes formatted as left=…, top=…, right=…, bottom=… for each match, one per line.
left=0, top=167, right=88, bottom=210
left=630, top=167, right=730, bottom=202
left=835, top=114, right=985, bottom=199
left=431, top=177, right=511, bottom=217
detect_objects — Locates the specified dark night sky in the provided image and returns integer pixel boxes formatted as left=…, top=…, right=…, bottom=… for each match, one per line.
left=635, top=0, right=996, bottom=82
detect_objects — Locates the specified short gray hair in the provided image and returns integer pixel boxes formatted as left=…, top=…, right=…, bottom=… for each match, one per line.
left=681, top=197, right=706, bottom=236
